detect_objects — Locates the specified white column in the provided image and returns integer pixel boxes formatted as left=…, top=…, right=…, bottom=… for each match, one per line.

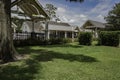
left=45, top=21, right=49, bottom=40
left=72, top=27, right=74, bottom=42
left=14, top=28, right=16, bottom=33
left=95, top=27, right=98, bottom=38
left=32, top=20, right=34, bottom=32
left=72, top=31, right=74, bottom=42
left=56, top=30, right=58, bottom=38
left=48, top=31, right=50, bottom=39
left=65, top=31, right=67, bottom=38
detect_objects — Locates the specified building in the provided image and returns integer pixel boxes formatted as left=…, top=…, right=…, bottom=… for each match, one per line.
left=12, top=22, right=18, bottom=33
left=11, top=0, right=50, bottom=40
left=81, top=20, right=106, bottom=38
left=21, top=21, right=79, bottom=40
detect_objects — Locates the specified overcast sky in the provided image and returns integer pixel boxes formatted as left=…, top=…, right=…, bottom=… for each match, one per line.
left=39, top=0, right=120, bottom=27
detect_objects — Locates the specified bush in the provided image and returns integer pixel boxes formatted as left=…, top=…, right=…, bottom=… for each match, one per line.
left=49, top=38, right=73, bottom=45
left=74, top=38, right=78, bottom=42
left=92, top=37, right=98, bottom=41
left=98, top=31, right=120, bottom=47
left=78, top=32, right=92, bottom=45
left=49, top=38, right=63, bottom=45
left=63, top=38, right=73, bottom=43
left=14, top=40, right=28, bottom=47
left=14, top=38, right=49, bottom=47
left=14, top=37, right=75, bottom=47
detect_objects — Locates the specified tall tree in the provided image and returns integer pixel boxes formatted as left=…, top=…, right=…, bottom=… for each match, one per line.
left=105, top=3, right=120, bottom=30
left=45, top=0, right=84, bottom=19
left=0, top=0, right=17, bottom=62
left=0, top=0, right=84, bottom=62
left=44, top=4, right=57, bottom=20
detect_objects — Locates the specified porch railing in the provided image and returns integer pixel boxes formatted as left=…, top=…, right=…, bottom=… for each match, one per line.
left=13, top=32, right=45, bottom=40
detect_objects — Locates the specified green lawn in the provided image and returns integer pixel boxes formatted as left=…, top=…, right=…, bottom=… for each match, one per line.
left=0, top=43, right=120, bottom=80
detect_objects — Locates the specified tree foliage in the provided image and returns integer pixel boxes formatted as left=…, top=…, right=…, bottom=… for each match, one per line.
left=0, top=0, right=84, bottom=62
left=105, top=3, right=120, bottom=30
left=44, top=4, right=57, bottom=20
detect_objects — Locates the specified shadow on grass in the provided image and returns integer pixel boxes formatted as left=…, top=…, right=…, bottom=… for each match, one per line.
left=0, top=45, right=98, bottom=80
left=33, top=50, right=98, bottom=62
left=18, top=46, right=98, bottom=63
left=0, top=47, right=42, bottom=80
left=40, top=44, right=83, bottom=48
left=0, top=59, right=41, bottom=80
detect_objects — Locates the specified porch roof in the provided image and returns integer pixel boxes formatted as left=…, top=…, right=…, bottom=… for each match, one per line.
left=11, top=0, right=49, bottom=20
left=23, top=21, right=77, bottom=32
left=82, top=20, right=106, bottom=29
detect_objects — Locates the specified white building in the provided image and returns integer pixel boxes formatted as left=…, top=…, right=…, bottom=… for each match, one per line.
left=21, top=21, right=79, bottom=39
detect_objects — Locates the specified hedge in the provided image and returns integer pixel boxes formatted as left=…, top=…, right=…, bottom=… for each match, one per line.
left=49, top=38, right=63, bottom=44
left=98, top=31, right=120, bottom=47
left=78, top=32, right=92, bottom=45
left=49, top=38, right=73, bottom=45
left=14, top=38, right=73, bottom=47
left=63, top=38, right=73, bottom=43
left=14, top=38, right=49, bottom=47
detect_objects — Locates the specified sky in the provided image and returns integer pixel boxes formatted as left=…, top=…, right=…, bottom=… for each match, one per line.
left=39, top=0, right=120, bottom=27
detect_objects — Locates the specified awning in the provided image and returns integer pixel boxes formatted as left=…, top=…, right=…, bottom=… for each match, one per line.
left=11, top=0, right=49, bottom=20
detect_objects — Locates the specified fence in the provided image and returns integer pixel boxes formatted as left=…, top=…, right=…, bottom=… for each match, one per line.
left=13, top=32, right=45, bottom=40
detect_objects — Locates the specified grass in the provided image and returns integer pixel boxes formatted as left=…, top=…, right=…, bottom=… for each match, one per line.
left=0, top=43, right=120, bottom=80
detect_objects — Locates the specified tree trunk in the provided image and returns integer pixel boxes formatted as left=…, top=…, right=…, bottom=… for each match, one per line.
left=0, top=0, right=17, bottom=62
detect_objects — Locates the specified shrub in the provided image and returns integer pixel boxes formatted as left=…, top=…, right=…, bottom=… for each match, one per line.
left=74, top=38, right=78, bottom=42
left=92, top=37, right=98, bottom=41
left=63, top=38, right=73, bottom=43
left=78, top=32, right=92, bottom=45
left=14, top=40, right=29, bottom=47
left=98, top=31, right=120, bottom=47
left=49, top=38, right=63, bottom=45
left=14, top=38, right=49, bottom=47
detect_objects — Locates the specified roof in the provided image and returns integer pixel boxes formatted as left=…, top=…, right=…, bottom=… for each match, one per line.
left=47, top=24, right=74, bottom=31
left=23, top=21, right=76, bottom=32
left=48, top=21, right=71, bottom=26
left=23, top=21, right=44, bottom=31
left=82, top=20, right=106, bottom=29
left=11, top=0, right=49, bottom=20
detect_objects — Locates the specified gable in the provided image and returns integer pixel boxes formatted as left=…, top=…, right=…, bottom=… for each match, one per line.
left=21, top=22, right=30, bottom=32
left=82, top=20, right=106, bottom=29
left=82, top=21, right=94, bottom=29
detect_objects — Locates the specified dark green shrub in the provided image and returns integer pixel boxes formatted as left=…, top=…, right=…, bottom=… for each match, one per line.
left=92, top=37, right=98, bottom=41
left=98, top=31, right=120, bottom=47
left=49, top=38, right=73, bottom=45
left=49, top=38, right=63, bottom=45
left=14, top=37, right=74, bottom=46
left=78, top=32, right=92, bottom=45
left=63, top=38, right=73, bottom=43
left=14, top=40, right=29, bottom=47
left=74, top=38, right=78, bottom=42
left=14, top=38, right=49, bottom=47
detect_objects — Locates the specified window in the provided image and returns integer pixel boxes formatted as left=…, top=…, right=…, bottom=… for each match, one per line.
left=67, top=32, right=72, bottom=38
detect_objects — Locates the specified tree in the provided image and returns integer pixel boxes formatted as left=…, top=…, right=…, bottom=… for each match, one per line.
left=0, top=0, right=17, bottom=62
left=45, top=4, right=57, bottom=20
left=44, top=0, right=84, bottom=20
left=0, top=0, right=84, bottom=63
left=105, top=3, right=120, bottom=30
